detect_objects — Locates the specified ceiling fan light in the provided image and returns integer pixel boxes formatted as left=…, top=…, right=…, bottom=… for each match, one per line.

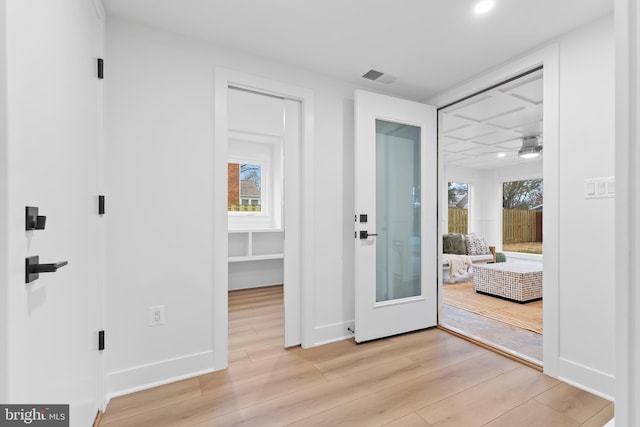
left=518, top=136, right=543, bottom=159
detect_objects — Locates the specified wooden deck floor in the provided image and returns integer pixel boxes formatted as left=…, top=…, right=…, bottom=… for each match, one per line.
left=101, top=285, right=613, bottom=426
left=441, top=304, right=543, bottom=363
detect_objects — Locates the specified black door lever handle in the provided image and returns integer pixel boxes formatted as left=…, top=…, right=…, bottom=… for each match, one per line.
left=33, top=261, right=68, bottom=273
left=25, top=256, right=69, bottom=283
left=359, top=231, right=378, bottom=239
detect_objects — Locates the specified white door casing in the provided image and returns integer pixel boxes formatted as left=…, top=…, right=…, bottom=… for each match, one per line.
left=213, top=68, right=315, bottom=369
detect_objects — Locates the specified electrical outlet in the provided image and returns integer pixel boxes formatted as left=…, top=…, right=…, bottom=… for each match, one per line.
left=149, top=305, right=165, bottom=326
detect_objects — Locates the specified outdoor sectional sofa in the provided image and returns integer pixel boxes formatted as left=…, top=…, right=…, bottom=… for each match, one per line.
left=442, top=233, right=495, bottom=283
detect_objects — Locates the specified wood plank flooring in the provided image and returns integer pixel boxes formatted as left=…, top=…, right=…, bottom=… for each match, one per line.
left=101, top=285, right=613, bottom=426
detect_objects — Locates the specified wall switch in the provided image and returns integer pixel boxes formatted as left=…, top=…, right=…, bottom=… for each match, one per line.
left=149, top=305, right=165, bottom=326
left=606, top=177, right=616, bottom=195
left=585, top=177, right=615, bottom=199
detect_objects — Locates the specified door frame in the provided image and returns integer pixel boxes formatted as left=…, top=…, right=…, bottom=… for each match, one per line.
left=0, top=0, right=8, bottom=404
left=93, top=0, right=108, bottom=412
left=429, top=44, right=560, bottom=378
left=212, top=68, right=315, bottom=369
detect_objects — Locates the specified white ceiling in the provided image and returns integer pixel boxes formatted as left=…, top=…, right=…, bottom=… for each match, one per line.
left=441, top=69, right=543, bottom=169
left=102, top=0, right=612, bottom=101
left=103, top=1, right=608, bottom=172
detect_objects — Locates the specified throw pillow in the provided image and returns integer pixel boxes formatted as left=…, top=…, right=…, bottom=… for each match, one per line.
left=464, top=233, right=491, bottom=255
left=443, top=234, right=466, bottom=255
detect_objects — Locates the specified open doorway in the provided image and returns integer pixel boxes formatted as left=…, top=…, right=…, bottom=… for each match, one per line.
left=213, top=69, right=314, bottom=370
left=226, top=87, right=299, bottom=362
left=438, top=68, right=544, bottom=365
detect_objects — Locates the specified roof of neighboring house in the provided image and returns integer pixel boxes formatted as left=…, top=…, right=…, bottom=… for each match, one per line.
left=531, top=204, right=543, bottom=211
left=455, top=194, right=468, bottom=209
left=448, top=193, right=468, bottom=209
left=240, top=180, right=260, bottom=197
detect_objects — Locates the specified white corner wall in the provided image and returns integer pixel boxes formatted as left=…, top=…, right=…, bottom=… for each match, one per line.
left=556, top=16, right=615, bottom=398
left=105, top=18, right=358, bottom=395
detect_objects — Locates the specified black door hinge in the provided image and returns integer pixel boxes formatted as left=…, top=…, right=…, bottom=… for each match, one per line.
left=97, top=58, right=104, bottom=79
left=98, top=195, right=105, bottom=215
left=98, top=330, right=105, bottom=351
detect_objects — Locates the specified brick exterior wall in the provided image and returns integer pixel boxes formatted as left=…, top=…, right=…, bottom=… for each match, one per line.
left=228, top=163, right=239, bottom=206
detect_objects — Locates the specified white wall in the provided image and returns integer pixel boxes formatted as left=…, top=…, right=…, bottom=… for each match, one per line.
left=228, top=259, right=283, bottom=290
left=556, top=16, right=615, bottom=397
left=105, top=18, right=359, bottom=394
left=4, top=0, right=105, bottom=424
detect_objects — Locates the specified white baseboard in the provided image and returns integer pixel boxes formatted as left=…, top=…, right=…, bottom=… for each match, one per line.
left=107, top=350, right=215, bottom=398
left=313, top=321, right=354, bottom=346
left=228, top=281, right=282, bottom=291
left=558, top=357, right=615, bottom=401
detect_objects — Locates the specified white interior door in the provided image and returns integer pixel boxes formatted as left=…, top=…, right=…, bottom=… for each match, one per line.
left=354, top=90, right=437, bottom=343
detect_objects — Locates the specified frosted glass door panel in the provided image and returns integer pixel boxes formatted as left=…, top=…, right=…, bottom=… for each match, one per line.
left=376, top=120, right=421, bottom=302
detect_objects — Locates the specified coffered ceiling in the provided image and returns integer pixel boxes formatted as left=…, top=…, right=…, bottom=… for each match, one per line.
left=440, top=70, right=543, bottom=169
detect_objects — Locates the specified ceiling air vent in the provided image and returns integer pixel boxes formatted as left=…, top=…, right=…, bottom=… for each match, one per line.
left=362, top=69, right=384, bottom=81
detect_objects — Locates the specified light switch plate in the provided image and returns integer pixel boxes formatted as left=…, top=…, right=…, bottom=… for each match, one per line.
left=585, top=177, right=615, bottom=199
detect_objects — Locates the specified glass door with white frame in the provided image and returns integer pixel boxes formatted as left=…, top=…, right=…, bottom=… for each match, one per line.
left=354, top=90, right=437, bottom=343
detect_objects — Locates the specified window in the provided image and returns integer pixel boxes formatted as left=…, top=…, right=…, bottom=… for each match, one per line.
left=447, top=182, right=469, bottom=234
left=502, top=179, right=543, bottom=254
left=228, top=163, right=262, bottom=212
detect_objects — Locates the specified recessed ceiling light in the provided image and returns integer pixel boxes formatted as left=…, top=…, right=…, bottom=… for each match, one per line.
left=497, top=152, right=506, bottom=158
left=474, top=0, right=495, bottom=14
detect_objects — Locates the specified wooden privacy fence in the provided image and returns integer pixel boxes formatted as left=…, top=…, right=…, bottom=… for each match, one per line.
left=503, top=209, right=539, bottom=243
left=448, top=207, right=541, bottom=243
left=229, top=205, right=261, bottom=212
left=448, top=207, right=468, bottom=234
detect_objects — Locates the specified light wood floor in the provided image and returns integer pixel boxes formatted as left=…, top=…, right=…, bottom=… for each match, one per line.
left=101, top=285, right=613, bottom=426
